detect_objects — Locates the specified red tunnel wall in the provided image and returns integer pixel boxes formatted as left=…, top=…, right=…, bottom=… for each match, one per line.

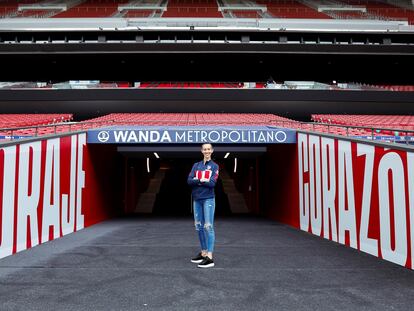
left=0, top=133, right=119, bottom=259
left=261, top=133, right=414, bottom=271
left=85, top=143, right=121, bottom=224
left=263, top=144, right=299, bottom=227
left=296, top=132, right=414, bottom=270
left=2, top=131, right=414, bottom=271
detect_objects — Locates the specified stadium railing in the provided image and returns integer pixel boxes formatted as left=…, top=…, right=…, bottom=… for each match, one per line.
left=1, top=118, right=414, bottom=144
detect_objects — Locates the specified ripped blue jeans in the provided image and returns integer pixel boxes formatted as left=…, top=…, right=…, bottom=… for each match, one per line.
left=193, top=197, right=215, bottom=253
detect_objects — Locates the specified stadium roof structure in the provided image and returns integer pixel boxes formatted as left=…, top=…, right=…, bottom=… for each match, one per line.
left=0, top=16, right=412, bottom=32
left=0, top=2, right=413, bottom=112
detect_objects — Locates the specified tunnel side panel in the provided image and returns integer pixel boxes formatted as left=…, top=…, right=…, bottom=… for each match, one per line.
left=297, top=132, right=414, bottom=270
left=83, top=142, right=121, bottom=226
left=263, top=144, right=300, bottom=227
left=0, top=133, right=118, bottom=259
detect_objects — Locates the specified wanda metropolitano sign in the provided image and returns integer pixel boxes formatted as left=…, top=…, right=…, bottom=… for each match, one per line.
left=87, top=126, right=297, bottom=144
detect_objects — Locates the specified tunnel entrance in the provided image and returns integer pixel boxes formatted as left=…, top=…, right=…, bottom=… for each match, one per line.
left=151, top=158, right=231, bottom=216
left=86, top=121, right=298, bottom=221
left=119, top=145, right=268, bottom=217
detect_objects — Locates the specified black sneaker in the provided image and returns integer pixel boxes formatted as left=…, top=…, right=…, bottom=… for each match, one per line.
left=197, top=257, right=215, bottom=268
left=191, top=252, right=205, bottom=263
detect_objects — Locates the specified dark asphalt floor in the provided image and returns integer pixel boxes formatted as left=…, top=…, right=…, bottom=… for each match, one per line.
left=0, top=215, right=413, bottom=311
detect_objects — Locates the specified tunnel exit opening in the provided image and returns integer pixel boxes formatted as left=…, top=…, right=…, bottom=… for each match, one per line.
left=119, top=145, right=270, bottom=217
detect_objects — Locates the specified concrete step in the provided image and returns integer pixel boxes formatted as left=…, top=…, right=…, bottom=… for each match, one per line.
left=135, top=193, right=158, bottom=213
left=134, top=170, right=165, bottom=213
left=220, top=170, right=249, bottom=214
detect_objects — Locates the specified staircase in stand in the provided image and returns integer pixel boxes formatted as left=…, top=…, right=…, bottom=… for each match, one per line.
left=220, top=169, right=249, bottom=214
left=134, top=169, right=166, bottom=213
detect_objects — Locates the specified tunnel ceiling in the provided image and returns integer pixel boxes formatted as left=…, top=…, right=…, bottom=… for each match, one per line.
left=117, top=145, right=267, bottom=158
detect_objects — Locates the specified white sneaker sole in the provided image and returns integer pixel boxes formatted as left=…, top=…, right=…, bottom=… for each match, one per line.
left=191, top=259, right=204, bottom=263
left=198, top=262, right=215, bottom=268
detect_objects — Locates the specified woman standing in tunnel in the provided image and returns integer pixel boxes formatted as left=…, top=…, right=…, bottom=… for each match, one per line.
left=187, top=143, right=219, bottom=268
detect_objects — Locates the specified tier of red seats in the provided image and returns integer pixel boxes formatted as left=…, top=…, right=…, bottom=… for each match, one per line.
left=2, top=113, right=413, bottom=139
left=0, top=113, right=73, bottom=137
left=123, top=10, right=153, bottom=18
left=53, top=8, right=118, bottom=18
left=53, top=0, right=129, bottom=18
left=342, top=0, right=397, bottom=8
left=0, top=0, right=39, bottom=3
left=340, top=0, right=414, bottom=24
left=311, top=114, right=414, bottom=136
left=86, top=113, right=297, bottom=126
left=0, top=0, right=42, bottom=17
left=256, top=0, right=331, bottom=19
left=377, top=85, right=414, bottom=92
left=139, top=82, right=245, bottom=88
left=231, top=10, right=262, bottom=18
left=168, top=0, right=219, bottom=7
left=2, top=81, right=413, bottom=91
left=15, top=9, right=57, bottom=17
left=162, top=7, right=222, bottom=17
left=1, top=0, right=413, bottom=22
left=312, top=114, right=414, bottom=126
left=328, top=10, right=368, bottom=20
left=0, top=7, right=18, bottom=17
left=349, top=83, right=414, bottom=91
left=0, top=113, right=297, bottom=138
left=368, top=9, right=414, bottom=24
left=81, top=113, right=400, bottom=138
left=138, top=82, right=266, bottom=88
left=162, top=0, right=221, bottom=17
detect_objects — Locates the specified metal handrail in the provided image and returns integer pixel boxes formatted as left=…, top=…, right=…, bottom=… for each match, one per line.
left=301, top=121, right=414, bottom=134
left=0, top=120, right=115, bottom=140
left=0, top=119, right=413, bottom=143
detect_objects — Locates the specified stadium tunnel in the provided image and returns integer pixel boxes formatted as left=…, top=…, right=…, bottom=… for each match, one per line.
left=60, top=125, right=414, bottom=271
left=84, top=124, right=298, bottom=221
left=117, top=144, right=296, bottom=217
left=2, top=117, right=414, bottom=271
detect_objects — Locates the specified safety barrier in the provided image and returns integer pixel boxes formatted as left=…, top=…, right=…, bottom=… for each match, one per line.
left=2, top=119, right=413, bottom=144
left=0, top=132, right=117, bottom=259
left=296, top=131, right=414, bottom=269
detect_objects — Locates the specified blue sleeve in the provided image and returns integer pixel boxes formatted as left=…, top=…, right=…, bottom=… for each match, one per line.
left=187, top=163, right=200, bottom=186
left=201, top=163, right=219, bottom=188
